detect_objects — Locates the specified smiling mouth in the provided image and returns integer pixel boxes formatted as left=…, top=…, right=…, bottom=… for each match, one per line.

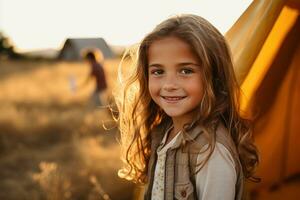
left=161, top=96, right=187, bottom=101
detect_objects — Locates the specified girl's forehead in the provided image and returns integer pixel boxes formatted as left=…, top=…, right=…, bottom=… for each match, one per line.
left=147, top=36, right=200, bottom=65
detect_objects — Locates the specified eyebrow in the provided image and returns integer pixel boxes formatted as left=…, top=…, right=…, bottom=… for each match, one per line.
left=148, top=62, right=200, bottom=68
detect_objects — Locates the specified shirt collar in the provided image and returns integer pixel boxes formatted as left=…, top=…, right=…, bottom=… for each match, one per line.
left=155, top=120, right=203, bottom=149
left=160, top=123, right=204, bottom=150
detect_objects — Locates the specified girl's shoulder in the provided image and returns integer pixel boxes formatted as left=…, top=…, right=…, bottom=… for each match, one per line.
left=183, top=122, right=232, bottom=153
left=197, top=142, right=236, bottom=168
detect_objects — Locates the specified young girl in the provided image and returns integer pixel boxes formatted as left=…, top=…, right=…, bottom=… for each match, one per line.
left=115, top=14, right=259, bottom=200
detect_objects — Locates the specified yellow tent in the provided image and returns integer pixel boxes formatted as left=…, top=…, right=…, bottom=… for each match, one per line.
left=227, top=0, right=300, bottom=199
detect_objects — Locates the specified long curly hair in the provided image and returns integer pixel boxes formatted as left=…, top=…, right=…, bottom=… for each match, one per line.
left=115, top=14, right=259, bottom=184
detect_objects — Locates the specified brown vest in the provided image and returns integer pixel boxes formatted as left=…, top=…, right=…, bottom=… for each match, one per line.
left=144, top=122, right=244, bottom=200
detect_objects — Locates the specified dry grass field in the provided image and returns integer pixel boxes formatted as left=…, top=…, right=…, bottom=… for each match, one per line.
left=0, top=59, right=135, bottom=200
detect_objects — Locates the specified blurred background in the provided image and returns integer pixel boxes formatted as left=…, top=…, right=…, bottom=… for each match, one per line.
left=0, top=0, right=299, bottom=199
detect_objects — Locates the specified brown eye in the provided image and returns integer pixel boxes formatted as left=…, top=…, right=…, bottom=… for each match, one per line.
left=150, top=69, right=164, bottom=75
left=180, top=68, right=194, bottom=74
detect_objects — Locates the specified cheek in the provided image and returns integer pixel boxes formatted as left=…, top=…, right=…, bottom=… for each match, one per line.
left=187, top=77, right=204, bottom=99
left=190, top=85, right=204, bottom=98
left=148, top=78, right=159, bottom=98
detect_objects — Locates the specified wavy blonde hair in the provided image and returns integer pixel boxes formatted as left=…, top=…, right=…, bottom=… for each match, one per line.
left=115, top=14, right=259, bottom=184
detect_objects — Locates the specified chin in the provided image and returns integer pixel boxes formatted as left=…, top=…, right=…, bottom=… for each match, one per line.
left=163, top=110, right=185, bottom=118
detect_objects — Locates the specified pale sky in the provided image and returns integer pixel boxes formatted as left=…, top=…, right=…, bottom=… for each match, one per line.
left=0, top=0, right=252, bottom=52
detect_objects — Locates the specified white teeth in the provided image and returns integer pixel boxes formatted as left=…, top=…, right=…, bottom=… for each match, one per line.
left=162, top=96, right=185, bottom=101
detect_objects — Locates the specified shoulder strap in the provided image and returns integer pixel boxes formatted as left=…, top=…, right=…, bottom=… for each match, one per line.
left=186, top=124, right=217, bottom=198
left=188, top=150, right=198, bottom=199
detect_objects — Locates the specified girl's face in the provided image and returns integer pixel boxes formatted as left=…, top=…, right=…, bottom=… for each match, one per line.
left=148, top=36, right=204, bottom=123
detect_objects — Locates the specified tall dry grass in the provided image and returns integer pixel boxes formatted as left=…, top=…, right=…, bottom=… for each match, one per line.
left=0, top=59, right=134, bottom=200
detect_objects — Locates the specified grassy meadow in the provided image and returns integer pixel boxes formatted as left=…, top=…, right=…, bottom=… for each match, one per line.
left=0, top=59, right=135, bottom=200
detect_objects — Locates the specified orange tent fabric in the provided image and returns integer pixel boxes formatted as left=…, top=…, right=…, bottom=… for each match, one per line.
left=227, top=0, right=300, bottom=199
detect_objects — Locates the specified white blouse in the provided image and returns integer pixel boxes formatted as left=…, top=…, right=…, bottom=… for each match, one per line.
left=151, top=130, right=236, bottom=200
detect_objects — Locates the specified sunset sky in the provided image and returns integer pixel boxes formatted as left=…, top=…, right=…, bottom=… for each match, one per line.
left=0, top=0, right=252, bottom=52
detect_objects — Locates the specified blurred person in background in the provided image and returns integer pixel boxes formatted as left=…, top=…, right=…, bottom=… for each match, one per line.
left=80, top=49, right=107, bottom=107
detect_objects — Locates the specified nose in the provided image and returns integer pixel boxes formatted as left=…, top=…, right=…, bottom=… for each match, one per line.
left=162, top=74, right=179, bottom=91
